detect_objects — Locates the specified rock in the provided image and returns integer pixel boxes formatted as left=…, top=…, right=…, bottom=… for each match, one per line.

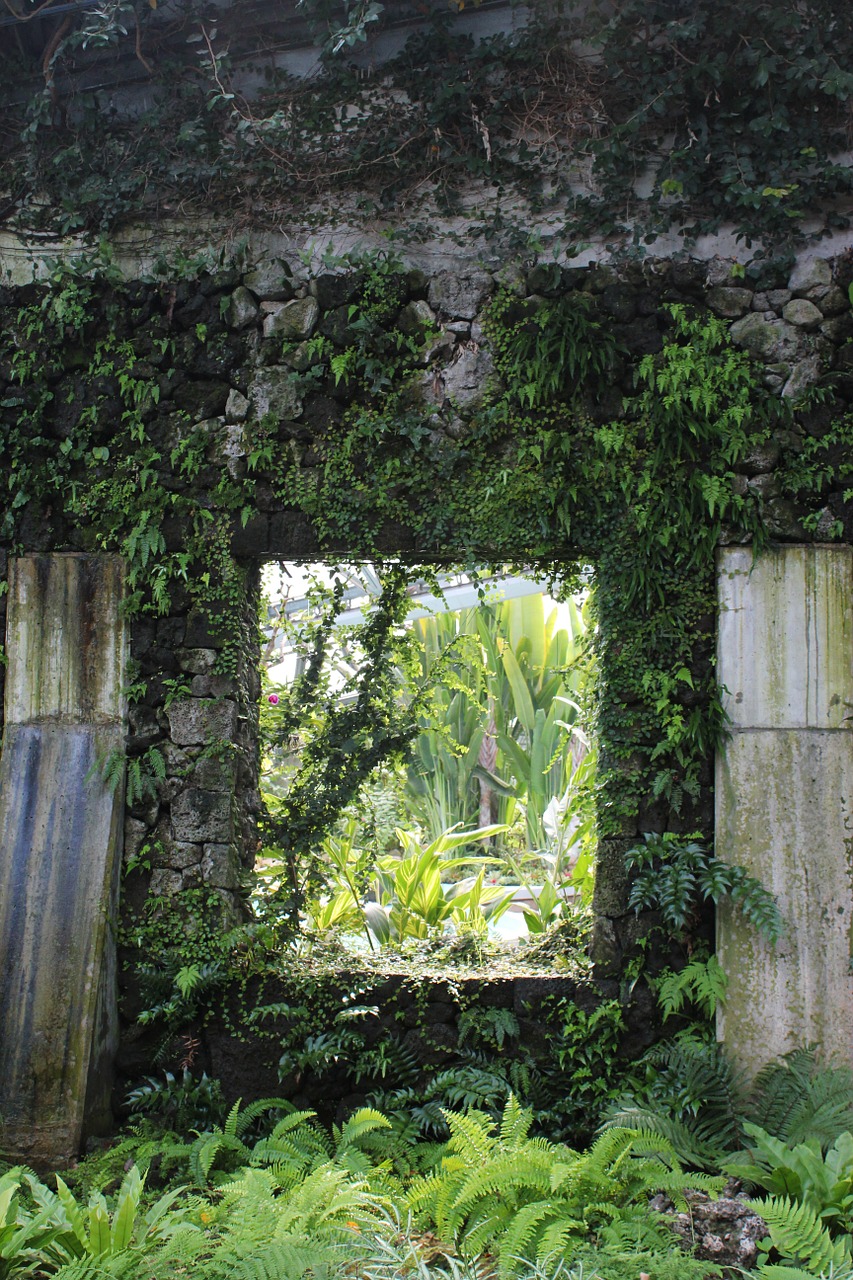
left=397, top=299, right=436, bottom=336
left=243, top=261, right=294, bottom=301
left=171, top=788, right=233, bottom=843
left=707, top=287, right=753, bottom=318
left=318, top=304, right=356, bottom=346
left=752, top=289, right=791, bottom=312
left=729, top=312, right=801, bottom=363
left=227, top=287, right=259, bottom=331
left=817, top=285, right=849, bottom=317
left=820, top=315, right=853, bottom=342
left=176, top=647, right=217, bottom=675
left=669, top=1192, right=768, bottom=1270
left=812, top=506, right=841, bottom=539
left=149, top=869, right=183, bottom=896
left=167, top=698, right=239, bottom=746
left=169, top=841, right=204, bottom=870
left=201, top=843, right=239, bottom=889
left=127, top=706, right=161, bottom=753
left=309, top=273, right=360, bottom=311
left=123, top=818, right=149, bottom=862
left=428, top=271, right=493, bottom=320
left=192, top=756, right=235, bottom=790
left=706, top=257, right=745, bottom=287
left=162, top=742, right=191, bottom=773
left=763, top=496, right=809, bottom=539
left=221, top=425, right=245, bottom=463
left=225, top=388, right=250, bottom=421
left=190, top=674, right=239, bottom=698
left=432, top=347, right=494, bottom=409
left=262, top=297, right=319, bottom=341
left=173, top=380, right=230, bottom=418
left=788, top=257, right=832, bottom=294
left=740, top=441, right=782, bottom=475
left=600, top=284, right=638, bottom=322
left=782, top=354, right=821, bottom=400
left=248, top=367, right=303, bottom=421
left=782, top=298, right=823, bottom=330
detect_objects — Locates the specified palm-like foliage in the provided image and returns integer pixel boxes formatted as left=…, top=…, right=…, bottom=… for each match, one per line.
left=405, top=592, right=592, bottom=859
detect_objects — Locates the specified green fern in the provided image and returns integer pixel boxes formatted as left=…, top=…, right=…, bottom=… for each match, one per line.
left=190, top=1097, right=298, bottom=1184
left=601, top=1033, right=743, bottom=1169
left=748, top=1195, right=853, bottom=1274
left=654, top=956, right=728, bottom=1021
left=408, top=1097, right=722, bottom=1278
left=747, top=1049, right=853, bottom=1149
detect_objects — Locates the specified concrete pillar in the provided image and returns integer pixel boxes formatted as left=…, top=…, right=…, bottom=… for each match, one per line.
left=0, top=555, right=127, bottom=1165
left=716, top=545, right=853, bottom=1075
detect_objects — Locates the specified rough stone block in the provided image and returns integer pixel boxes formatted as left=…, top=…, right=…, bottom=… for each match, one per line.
left=167, top=698, right=239, bottom=746
left=782, top=354, right=821, bottom=399
left=243, top=262, right=294, bottom=301
left=201, top=843, right=239, bottom=889
left=427, top=271, right=493, bottom=320
left=782, top=298, right=823, bottom=330
left=171, top=787, right=233, bottom=843
left=176, top=648, right=218, bottom=675
left=228, top=288, right=259, bottom=330
left=788, top=257, right=832, bottom=294
left=397, top=299, right=436, bottom=336
left=248, top=367, right=303, bottom=421
left=707, top=286, right=753, bottom=318
left=168, top=841, right=204, bottom=870
left=433, top=347, right=495, bottom=409
left=728, top=312, right=801, bottom=363
left=193, top=755, right=235, bottom=790
left=262, top=297, right=319, bottom=341
left=225, top=389, right=250, bottom=422
left=149, top=868, right=183, bottom=896
left=817, top=285, right=849, bottom=317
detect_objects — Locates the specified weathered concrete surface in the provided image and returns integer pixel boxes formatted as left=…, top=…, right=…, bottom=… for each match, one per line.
left=716, top=546, right=853, bottom=1075
left=0, top=555, right=127, bottom=1166
left=717, top=546, right=853, bottom=730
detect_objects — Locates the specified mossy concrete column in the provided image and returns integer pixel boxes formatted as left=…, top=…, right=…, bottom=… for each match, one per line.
left=716, top=545, right=853, bottom=1075
left=0, top=554, right=128, bottom=1166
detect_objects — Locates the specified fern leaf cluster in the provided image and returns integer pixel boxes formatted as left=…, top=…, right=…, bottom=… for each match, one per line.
left=408, top=1096, right=722, bottom=1277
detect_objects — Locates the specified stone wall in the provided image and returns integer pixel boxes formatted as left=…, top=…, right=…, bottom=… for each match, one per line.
left=1, top=248, right=853, bottom=1068
left=117, top=965, right=657, bottom=1135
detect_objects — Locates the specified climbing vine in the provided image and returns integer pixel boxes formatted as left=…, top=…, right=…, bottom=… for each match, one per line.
left=1, top=0, right=851, bottom=249
left=1, top=248, right=847, bottom=967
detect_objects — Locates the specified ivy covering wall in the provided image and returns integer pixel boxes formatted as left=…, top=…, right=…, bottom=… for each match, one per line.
left=1, top=246, right=852, bottom=997
left=0, top=0, right=851, bottom=253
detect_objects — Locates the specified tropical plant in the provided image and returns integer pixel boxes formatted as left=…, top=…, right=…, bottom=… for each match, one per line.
left=2, top=1165, right=191, bottom=1275
left=364, top=824, right=512, bottom=946
left=746, top=1050, right=853, bottom=1151
left=602, top=1033, right=745, bottom=1170
left=407, top=1096, right=722, bottom=1277
left=626, top=831, right=784, bottom=942
left=405, top=590, right=592, bottom=862
left=729, top=1127, right=853, bottom=1234
left=605, top=1042, right=853, bottom=1175
left=749, top=1194, right=853, bottom=1276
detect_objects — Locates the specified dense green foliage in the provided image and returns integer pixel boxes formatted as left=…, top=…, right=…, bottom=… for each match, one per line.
left=0, top=252, right=805, bottom=959
left=2, top=0, right=851, bottom=250
left=7, top=1055, right=853, bottom=1280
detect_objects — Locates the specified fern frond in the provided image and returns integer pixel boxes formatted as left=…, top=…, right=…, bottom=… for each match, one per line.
left=749, top=1049, right=853, bottom=1149
left=499, top=1096, right=535, bottom=1149
left=748, top=1194, right=853, bottom=1272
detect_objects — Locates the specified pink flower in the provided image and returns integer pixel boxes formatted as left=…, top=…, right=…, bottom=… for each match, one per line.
left=268, top=693, right=280, bottom=705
